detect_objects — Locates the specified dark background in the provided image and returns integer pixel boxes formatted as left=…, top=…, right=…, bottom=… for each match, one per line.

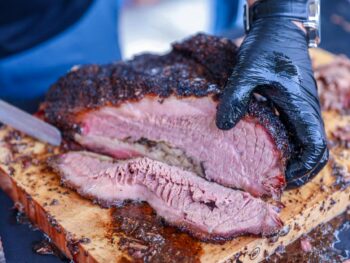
left=1, top=0, right=350, bottom=262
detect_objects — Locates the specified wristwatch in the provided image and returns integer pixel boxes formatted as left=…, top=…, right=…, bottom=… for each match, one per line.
left=244, top=0, right=321, bottom=48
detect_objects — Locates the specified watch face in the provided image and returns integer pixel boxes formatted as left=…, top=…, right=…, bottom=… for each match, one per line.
left=306, top=26, right=320, bottom=48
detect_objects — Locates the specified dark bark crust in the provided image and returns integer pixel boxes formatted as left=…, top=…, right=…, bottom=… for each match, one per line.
left=43, top=34, right=236, bottom=123
left=43, top=33, right=291, bottom=161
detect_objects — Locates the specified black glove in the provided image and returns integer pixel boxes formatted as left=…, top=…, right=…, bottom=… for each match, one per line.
left=216, top=9, right=328, bottom=187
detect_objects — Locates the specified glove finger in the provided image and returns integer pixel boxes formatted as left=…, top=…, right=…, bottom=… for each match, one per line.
left=260, top=84, right=328, bottom=186
left=283, top=108, right=327, bottom=185
left=216, top=77, right=255, bottom=130
left=287, top=147, right=329, bottom=188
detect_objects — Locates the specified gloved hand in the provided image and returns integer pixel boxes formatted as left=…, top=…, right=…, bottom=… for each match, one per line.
left=216, top=17, right=328, bottom=187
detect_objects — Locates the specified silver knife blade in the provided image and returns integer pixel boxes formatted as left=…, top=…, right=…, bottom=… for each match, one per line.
left=0, top=99, right=62, bottom=146
left=0, top=237, right=5, bottom=263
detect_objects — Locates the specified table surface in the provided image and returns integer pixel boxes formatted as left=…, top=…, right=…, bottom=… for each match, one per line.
left=0, top=0, right=349, bottom=262
left=0, top=191, right=63, bottom=263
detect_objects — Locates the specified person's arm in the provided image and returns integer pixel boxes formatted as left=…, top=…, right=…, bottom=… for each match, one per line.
left=216, top=0, right=328, bottom=187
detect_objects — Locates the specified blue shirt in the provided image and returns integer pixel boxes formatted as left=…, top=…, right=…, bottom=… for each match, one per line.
left=0, top=0, right=93, bottom=58
left=0, top=0, right=121, bottom=111
left=0, top=0, right=241, bottom=112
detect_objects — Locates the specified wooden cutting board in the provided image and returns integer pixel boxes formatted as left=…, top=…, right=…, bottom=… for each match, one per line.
left=0, top=49, right=349, bottom=263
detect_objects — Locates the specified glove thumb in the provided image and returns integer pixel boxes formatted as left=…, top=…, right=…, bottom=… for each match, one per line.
left=216, top=78, right=254, bottom=130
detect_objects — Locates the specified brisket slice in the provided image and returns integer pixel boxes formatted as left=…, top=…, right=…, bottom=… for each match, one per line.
left=43, top=33, right=291, bottom=198
left=49, top=151, right=283, bottom=242
left=72, top=96, right=288, bottom=198
left=315, top=55, right=350, bottom=113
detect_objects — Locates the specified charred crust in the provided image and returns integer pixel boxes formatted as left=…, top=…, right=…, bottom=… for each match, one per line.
left=43, top=34, right=291, bottom=167
left=43, top=34, right=237, bottom=135
left=172, top=33, right=238, bottom=85
left=248, top=100, right=292, bottom=164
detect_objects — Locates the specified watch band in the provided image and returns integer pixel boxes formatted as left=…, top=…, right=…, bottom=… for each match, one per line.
left=250, top=0, right=309, bottom=22
left=244, top=0, right=321, bottom=48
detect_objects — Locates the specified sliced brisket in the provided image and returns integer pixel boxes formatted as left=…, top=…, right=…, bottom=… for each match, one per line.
left=72, top=96, right=288, bottom=198
left=43, top=34, right=291, bottom=198
left=49, top=151, right=283, bottom=241
left=315, top=55, right=350, bottom=113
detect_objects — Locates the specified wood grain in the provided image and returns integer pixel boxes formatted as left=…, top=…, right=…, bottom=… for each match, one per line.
left=0, top=49, right=349, bottom=263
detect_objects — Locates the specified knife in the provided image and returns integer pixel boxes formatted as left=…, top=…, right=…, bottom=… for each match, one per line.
left=0, top=237, right=5, bottom=263
left=0, top=99, right=62, bottom=146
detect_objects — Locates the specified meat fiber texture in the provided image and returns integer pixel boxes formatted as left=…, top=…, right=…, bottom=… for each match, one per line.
left=50, top=151, right=283, bottom=242
left=44, top=34, right=291, bottom=240
left=315, top=55, right=350, bottom=113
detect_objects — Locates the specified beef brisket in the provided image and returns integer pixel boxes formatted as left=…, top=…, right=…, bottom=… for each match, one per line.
left=43, top=34, right=291, bottom=198
left=49, top=151, right=283, bottom=241
left=315, top=55, right=350, bottom=113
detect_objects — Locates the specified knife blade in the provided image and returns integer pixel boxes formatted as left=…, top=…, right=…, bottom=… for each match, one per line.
left=0, top=99, right=62, bottom=146
left=0, top=237, right=5, bottom=263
